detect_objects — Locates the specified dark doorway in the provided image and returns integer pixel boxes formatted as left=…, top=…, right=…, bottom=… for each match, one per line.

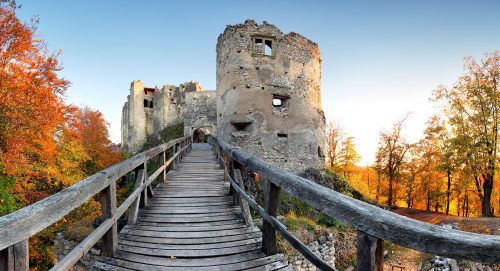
left=192, top=128, right=209, bottom=143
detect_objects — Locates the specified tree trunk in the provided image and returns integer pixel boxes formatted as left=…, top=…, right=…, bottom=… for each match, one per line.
left=482, top=173, right=494, bottom=217
left=465, top=193, right=469, bottom=217
left=446, top=170, right=452, bottom=215
left=426, top=191, right=431, bottom=211
left=387, top=176, right=393, bottom=207
left=376, top=171, right=381, bottom=203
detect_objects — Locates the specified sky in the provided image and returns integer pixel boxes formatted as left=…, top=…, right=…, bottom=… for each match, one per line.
left=16, top=0, right=500, bottom=165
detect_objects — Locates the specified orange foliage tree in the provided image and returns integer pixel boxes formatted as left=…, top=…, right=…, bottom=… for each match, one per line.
left=0, top=2, right=69, bottom=209
left=76, top=107, right=122, bottom=174
left=0, top=3, right=123, bottom=268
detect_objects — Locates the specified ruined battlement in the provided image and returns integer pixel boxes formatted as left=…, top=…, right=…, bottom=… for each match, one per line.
left=121, top=80, right=216, bottom=153
left=216, top=19, right=326, bottom=174
left=121, top=19, right=326, bottom=173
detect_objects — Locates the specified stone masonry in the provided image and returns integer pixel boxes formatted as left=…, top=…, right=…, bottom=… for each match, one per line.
left=216, top=20, right=326, bottom=174
left=121, top=19, right=326, bottom=174
left=121, top=80, right=216, bottom=153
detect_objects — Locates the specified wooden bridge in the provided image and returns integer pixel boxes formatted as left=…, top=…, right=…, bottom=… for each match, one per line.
left=0, top=136, right=499, bottom=271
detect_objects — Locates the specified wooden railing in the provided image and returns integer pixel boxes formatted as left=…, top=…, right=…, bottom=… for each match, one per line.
left=0, top=136, right=192, bottom=271
left=208, top=136, right=500, bottom=271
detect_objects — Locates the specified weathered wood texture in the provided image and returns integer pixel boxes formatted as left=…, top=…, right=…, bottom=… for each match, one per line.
left=100, top=183, right=118, bottom=257
left=209, top=136, right=500, bottom=264
left=233, top=169, right=254, bottom=228
left=0, top=136, right=190, bottom=252
left=93, top=143, right=289, bottom=270
left=357, top=231, right=384, bottom=271
left=262, top=178, right=280, bottom=256
left=226, top=162, right=334, bottom=271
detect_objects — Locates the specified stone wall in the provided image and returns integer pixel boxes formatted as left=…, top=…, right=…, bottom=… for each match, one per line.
left=216, top=19, right=326, bottom=174
left=184, top=91, right=217, bottom=136
left=288, top=233, right=336, bottom=271
left=121, top=80, right=216, bottom=152
left=121, top=19, right=327, bottom=175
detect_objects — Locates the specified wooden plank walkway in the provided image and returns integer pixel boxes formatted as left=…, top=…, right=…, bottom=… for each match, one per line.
left=94, top=143, right=290, bottom=271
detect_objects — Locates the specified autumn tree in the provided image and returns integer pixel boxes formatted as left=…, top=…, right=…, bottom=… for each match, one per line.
left=400, top=146, right=421, bottom=208
left=375, top=116, right=411, bottom=207
left=338, top=136, right=361, bottom=178
left=325, top=121, right=344, bottom=170
left=0, top=2, right=69, bottom=209
left=76, top=107, right=122, bottom=174
left=433, top=51, right=500, bottom=217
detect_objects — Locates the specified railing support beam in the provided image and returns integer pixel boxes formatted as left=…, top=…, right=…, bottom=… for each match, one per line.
left=234, top=169, right=254, bottom=228
left=100, top=183, right=117, bottom=257
left=162, top=150, right=167, bottom=183
left=0, top=239, right=29, bottom=271
left=262, top=178, right=280, bottom=255
left=357, top=231, right=384, bottom=271
left=128, top=168, right=144, bottom=225
left=140, top=162, right=148, bottom=208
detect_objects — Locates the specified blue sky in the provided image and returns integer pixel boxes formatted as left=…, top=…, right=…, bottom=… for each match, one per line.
left=16, top=1, right=500, bottom=164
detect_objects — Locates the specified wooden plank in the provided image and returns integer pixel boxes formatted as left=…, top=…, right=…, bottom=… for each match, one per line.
left=148, top=202, right=232, bottom=208
left=0, top=136, right=189, bottom=251
left=96, top=253, right=286, bottom=271
left=234, top=169, right=254, bottom=228
left=119, top=227, right=259, bottom=239
left=262, top=178, right=280, bottom=255
left=228, top=172, right=332, bottom=270
left=140, top=163, right=148, bottom=208
left=127, top=169, right=144, bottom=225
left=135, top=219, right=244, bottom=227
left=100, top=183, right=117, bottom=257
left=123, top=223, right=245, bottom=232
left=218, top=139, right=500, bottom=263
left=0, top=239, right=29, bottom=271
left=117, top=237, right=261, bottom=250
left=119, top=231, right=262, bottom=245
left=141, top=206, right=239, bottom=214
left=52, top=158, right=164, bottom=270
left=0, top=247, right=14, bottom=271
left=116, top=242, right=261, bottom=257
left=138, top=214, right=240, bottom=223
left=357, top=231, right=384, bottom=271
left=146, top=185, right=154, bottom=198
left=13, top=240, right=28, bottom=271
left=91, top=143, right=289, bottom=270
left=113, top=250, right=265, bottom=267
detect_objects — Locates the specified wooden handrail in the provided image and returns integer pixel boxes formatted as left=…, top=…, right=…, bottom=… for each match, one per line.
left=208, top=135, right=500, bottom=269
left=0, top=135, right=192, bottom=271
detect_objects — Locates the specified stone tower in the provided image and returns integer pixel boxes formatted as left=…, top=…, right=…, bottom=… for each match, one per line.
left=216, top=20, right=326, bottom=174
left=121, top=80, right=155, bottom=153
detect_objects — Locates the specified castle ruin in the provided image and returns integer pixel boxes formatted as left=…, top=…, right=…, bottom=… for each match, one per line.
left=121, top=20, right=326, bottom=173
left=121, top=81, right=216, bottom=153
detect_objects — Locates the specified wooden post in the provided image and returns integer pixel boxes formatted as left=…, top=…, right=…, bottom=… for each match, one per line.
left=140, top=163, right=148, bottom=208
left=229, top=158, right=237, bottom=205
left=128, top=167, right=144, bottom=225
left=147, top=185, right=154, bottom=198
left=357, top=231, right=384, bottom=271
left=172, top=145, right=177, bottom=169
left=0, top=246, right=9, bottom=271
left=234, top=169, right=254, bottom=228
left=162, top=150, right=167, bottom=183
left=0, top=240, right=29, bottom=271
left=100, top=183, right=117, bottom=256
left=178, top=143, right=182, bottom=162
left=262, top=178, right=280, bottom=255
